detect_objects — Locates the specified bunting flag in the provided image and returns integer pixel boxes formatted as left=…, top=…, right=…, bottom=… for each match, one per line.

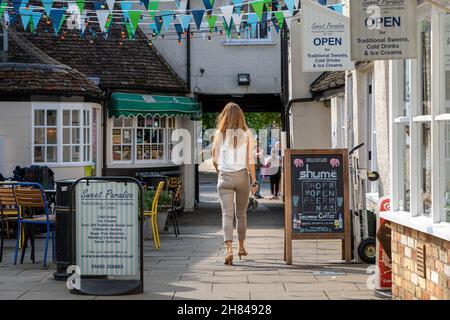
left=128, top=10, right=142, bottom=33
left=233, top=0, right=243, bottom=14
left=174, top=23, right=183, bottom=40
left=120, top=1, right=133, bottom=20
left=105, top=13, right=113, bottom=30
left=247, top=13, right=258, bottom=29
left=250, top=0, right=264, bottom=22
left=153, top=17, right=163, bottom=34
left=174, top=0, right=187, bottom=11
left=222, top=20, right=231, bottom=37
left=179, top=14, right=191, bottom=31
left=160, top=10, right=174, bottom=32
left=191, top=9, right=204, bottom=31
left=0, top=1, right=6, bottom=18
left=202, top=0, right=214, bottom=11
left=19, top=5, right=31, bottom=31
left=124, top=20, right=134, bottom=39
left=106, top=0, right=115, bottom=13
left=294, top=0, right=300, bottom=9
left=264, top=0, right=271, bottom=10
left=147, top=1, right=159, bottom=19
left=220, top=5, right=233, bottom=29
left=49, top=8, right=65, bottom=34
left=9, top=0, right=21, bottom=26
left=41, top=0, right=53, bottom=16
left=232, top=13, right=242, bottom=32
left=96, top=9, right=110, bottom=33
left=206, top=13, right=217, bottom=33
left=76, top=0, right=85, bottom=14
left=31, top=10, right=42, bottom=32
left=273, top=10, right=284, bottom=30
left=149, top=22, right=159, bottom=35
left=284, top=0, right=295, bottom=15
left=328, top=4, right=344, bottom=14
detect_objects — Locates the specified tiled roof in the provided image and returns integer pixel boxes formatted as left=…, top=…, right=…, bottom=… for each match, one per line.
left=16, top=14, right=188, bottom=94
left=0, top=30, right=102, bottom=97
left=311, top=71, right=346, bottom=93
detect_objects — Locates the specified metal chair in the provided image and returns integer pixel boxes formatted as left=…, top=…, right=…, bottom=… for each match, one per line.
left=0, top=186, right=19, bottom=263
left=144, top=181, right=164, bottom=250
left=13, top=183, right=55, bottom=268
left=168, top=183, right=182, bottom=237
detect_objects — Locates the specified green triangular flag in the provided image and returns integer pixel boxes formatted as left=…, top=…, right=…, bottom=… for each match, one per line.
left=76, top=0, right=85, bottom=14
left=105, top=14, right=113, bottom=31
left=274, top=11, right=285, bottom=29
left=148, top=1, right=159, bottom=19
left=58, top=14, right=66, bottom=33
left=222, top=21, right=231, bottom=38
left=29, top=17, right=35, bottom=33
left=264, top=0, right=271, bottom=10
left=128, top=10, right=142, bottom=33
left=206, top=14, right=217, bottom=33
left=125, top=21, right=134, bottom=39
left=0, top=0, right=7, bottom=17
left=251, top=0, right=264, bottom=22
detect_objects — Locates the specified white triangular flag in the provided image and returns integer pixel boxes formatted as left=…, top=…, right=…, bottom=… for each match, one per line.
left=220, top=5, right=234, bottom=29
left=106, top=0, right=115, bottom=13
left=232, top=13, right=242, bottom=32
left=96, top=10, right=110, bottom=33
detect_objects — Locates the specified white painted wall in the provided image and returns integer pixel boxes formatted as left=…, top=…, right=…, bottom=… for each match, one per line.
left=0, top=102, right=32, bottom=176
left=290, top=101, right=331, bottom=149
left=150, top=0, right=281, bottom=95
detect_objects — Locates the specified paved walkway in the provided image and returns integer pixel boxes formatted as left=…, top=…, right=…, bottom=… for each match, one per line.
left=0, top=172, right=379, bottom=300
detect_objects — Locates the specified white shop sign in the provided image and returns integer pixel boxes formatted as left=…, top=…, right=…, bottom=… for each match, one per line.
left=301, top=0, right=354, bottom=72
left=350, top=0, right=417, bottom=61
left=76, top=181, right=139, bottom=276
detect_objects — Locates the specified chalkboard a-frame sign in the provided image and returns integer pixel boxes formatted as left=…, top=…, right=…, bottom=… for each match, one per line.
left=284, top=149, right=351, bottom=264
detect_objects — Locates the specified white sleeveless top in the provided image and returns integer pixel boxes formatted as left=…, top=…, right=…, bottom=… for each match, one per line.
left=217, top=131, right=249, bottom=173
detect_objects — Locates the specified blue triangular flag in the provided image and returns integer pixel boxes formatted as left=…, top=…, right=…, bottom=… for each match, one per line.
left=202, top=0, right=213, bottom=10
left=318, top=0, right=327, bottom=5
left=179, top=14, right=192, bottom=31
left=120, top=1, right=133, bottom=20
left=154, top=16, right=163, bottom=34
left=174, top=23, right=183, bottom=40
left=247, top=13, right=258, bottom=28
left=191, top=9, right=204, bottom=31
left=19, top=7, right=31, bottom=30
left=160, top=10, right=173, bottom=32
left=41, top=0, right=53, bottom=15
left=284, top=0, right=295, bottom=15
left=329, top=4, right=344, bottom=14
left=31, top=10, right=43, bottom=30
left=49, top=8, right=65, bottom=34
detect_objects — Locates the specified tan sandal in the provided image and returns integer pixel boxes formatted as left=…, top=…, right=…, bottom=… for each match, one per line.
left=224, top=251, right=233, bottom=265
left=238, top=247, right=248, bottom=260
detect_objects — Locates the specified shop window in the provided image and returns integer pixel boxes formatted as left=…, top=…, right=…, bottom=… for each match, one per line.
left=392, top=12, right=450, bottom=224
left=33, top=109, right=57, bottom=163
left=32, top=104, right=93, bottom=165
left=111, top=116, right=176, bottom=164
left=227, top=2, right=271, bottom=43
left=112, top=117, right=133, bottom=162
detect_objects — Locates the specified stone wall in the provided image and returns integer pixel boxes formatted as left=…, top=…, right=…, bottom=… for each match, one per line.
left=391, top=223, right=450, bottom=300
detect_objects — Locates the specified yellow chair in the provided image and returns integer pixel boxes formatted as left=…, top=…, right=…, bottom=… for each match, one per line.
left=144, top=181, right=164, bottom=250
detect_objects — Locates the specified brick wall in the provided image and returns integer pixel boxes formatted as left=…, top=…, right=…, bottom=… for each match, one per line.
left=391, top=223, right=450, bottom=300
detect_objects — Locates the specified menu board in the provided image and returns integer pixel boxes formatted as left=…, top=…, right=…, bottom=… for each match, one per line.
left=76, top=181, right=139, bottom=276
left=284, top=149, right=351, bottom=264
left=291, top=154, right=345, bottom=234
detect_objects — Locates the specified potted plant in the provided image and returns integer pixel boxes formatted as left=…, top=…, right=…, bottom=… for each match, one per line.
left=143, top=189, right=173, bottom=239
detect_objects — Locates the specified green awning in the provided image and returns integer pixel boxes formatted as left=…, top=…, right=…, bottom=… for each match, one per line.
left=109, top=92, right=201, bottom=119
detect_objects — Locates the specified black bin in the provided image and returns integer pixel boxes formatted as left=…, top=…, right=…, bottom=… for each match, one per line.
left=53, top=179, right=76, bottom=281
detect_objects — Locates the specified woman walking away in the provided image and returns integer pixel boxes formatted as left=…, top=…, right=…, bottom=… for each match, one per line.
left=266, top=147, right=281, bottom=200
left=212, top=103, right=258, bottom=266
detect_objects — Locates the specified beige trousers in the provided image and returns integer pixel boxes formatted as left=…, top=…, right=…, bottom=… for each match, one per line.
left=217, top=169, right=250, bottom=242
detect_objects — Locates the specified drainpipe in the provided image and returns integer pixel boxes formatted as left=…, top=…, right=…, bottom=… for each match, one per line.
left=186, top=0, right=191, bottom=91
left=102, top=89, right=110, bottom=177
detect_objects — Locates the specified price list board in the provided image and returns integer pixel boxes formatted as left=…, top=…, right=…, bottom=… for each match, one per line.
left=284, top=150, right=351, bottom=264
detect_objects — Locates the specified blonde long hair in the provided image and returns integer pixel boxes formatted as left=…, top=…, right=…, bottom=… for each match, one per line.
left=213, top=102, right=249, bottom=150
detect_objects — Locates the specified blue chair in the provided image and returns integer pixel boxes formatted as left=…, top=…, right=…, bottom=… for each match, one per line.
left=13, top=183, right=55, bottom=268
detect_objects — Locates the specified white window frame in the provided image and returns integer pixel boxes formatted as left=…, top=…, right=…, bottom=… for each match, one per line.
left=224, top=2, right=273, bottom=45
left=387, top=4, right=450, bottom=241
left=109, top=115, right=177, bottom=166
left=31, top=102, right=93, bottom=167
